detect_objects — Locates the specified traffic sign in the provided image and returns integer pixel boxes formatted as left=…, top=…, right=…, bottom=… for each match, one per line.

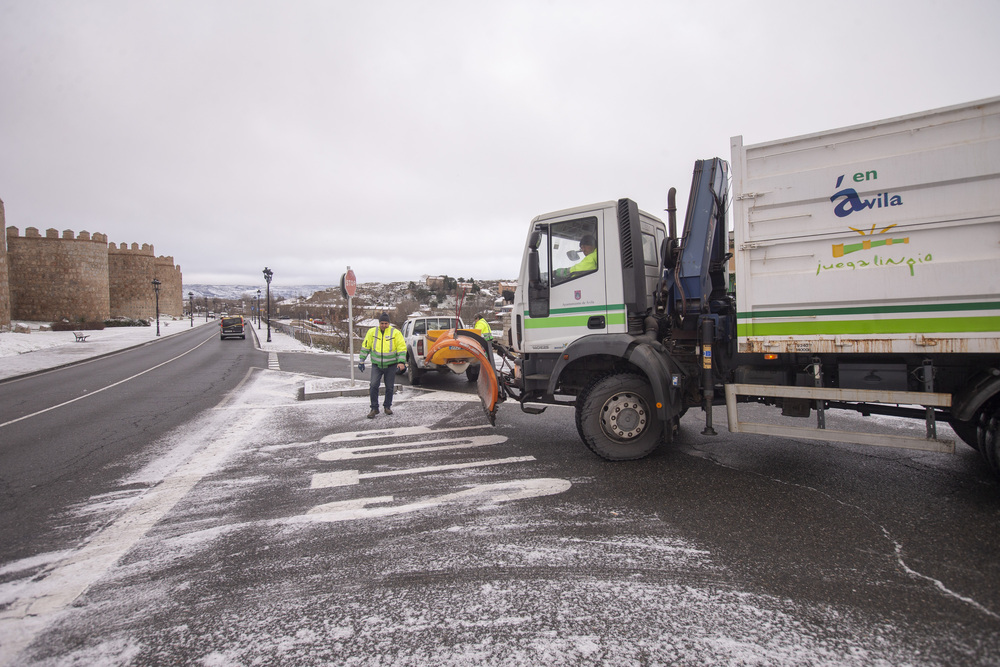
left=340, top=269, right=357, bottom=299
left=345, top=269, right=357, bottom=298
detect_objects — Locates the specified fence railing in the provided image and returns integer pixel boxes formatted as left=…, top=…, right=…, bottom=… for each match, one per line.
left=267, top=319, right=360, bottom=353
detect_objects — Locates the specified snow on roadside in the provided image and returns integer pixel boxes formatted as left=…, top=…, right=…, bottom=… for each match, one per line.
left=0, top=319, right=343, bottom=381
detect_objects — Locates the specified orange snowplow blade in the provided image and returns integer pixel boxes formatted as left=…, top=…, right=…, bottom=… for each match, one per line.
left=425, top=328, right=500, bottom=425
left=425, top=328, right=480, bottom=367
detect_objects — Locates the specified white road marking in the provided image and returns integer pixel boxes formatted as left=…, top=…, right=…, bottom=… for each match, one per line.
left=311, top=455, right=536, bottom=488
left=302, top=478, right=572, bottom=522
left=267, top=352, right=280, bottom=370
left=317, top=434, right=508, bottom=461
left=320, top=424, right=493, bottom=443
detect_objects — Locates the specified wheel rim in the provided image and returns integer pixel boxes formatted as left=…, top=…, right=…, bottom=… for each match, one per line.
left=600, top=391, right=648, bottom=441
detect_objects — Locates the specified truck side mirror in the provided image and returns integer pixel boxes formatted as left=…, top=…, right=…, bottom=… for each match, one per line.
left=527, top=246, right=549, bottom=318
left=529, top=246, right=541, bottom=285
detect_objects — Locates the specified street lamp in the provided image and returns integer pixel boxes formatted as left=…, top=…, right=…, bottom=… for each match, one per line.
left=188, top=291, right=194, bottom=328
left=204, top=296, right=209, bottom=321
left=263, top=267, right=273, bottom=342
left=256, top=289, right=261, bottom=329
left=152, top=279, right=162, bottom=336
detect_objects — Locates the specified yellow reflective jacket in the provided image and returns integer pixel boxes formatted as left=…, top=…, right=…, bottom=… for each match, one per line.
left=360, top=325, right=407, bottom=367
left=474, top=318, right=493, bottom=341
left=570, top=249, right=598, bottom=274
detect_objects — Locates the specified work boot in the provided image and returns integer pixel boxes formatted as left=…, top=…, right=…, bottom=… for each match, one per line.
left=383, top=406, right=393, bottom=415
left=367, top=409, right=378, bottom=419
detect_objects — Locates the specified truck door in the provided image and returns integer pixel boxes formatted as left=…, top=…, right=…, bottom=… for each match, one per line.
left=522, top=209, right=617, bottom=352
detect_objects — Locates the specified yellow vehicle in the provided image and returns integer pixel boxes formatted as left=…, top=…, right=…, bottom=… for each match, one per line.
left=220, top=316, right=245, bottom=340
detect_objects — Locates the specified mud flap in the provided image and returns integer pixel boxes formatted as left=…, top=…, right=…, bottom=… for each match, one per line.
left=426, top=329, right=501, bottom=425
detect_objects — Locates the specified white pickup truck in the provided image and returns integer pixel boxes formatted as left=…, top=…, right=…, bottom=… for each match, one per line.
left=401, top=315, right=481, bottom=384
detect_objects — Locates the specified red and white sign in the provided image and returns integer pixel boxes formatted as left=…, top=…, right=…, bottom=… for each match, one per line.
left=344, top=269, right=357, bottom=298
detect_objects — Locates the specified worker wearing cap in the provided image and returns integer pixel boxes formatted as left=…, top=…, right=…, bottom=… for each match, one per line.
left=358, top=312, right=407, bottom=418
left=570, top=234, right=598, bottom=274
left=473, top=313, right=493, bottom=342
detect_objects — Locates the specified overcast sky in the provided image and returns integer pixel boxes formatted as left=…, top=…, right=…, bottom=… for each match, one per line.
left=2, top=1, right=998, bottom=287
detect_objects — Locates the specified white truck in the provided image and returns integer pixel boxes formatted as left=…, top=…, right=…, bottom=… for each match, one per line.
left=401, top=315, right=482, bottom=384
left=479, top=96, right=1000, bottom=479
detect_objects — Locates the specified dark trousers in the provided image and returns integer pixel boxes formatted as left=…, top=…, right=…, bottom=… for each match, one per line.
left=369, top=364, right=397, bottom=410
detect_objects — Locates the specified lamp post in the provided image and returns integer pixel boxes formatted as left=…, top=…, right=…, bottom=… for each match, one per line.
left=204, top=296, right=209, bottom=321
left=188, top=291, right=194, bottom=327
left=256, top=289, right=261, bottom=329
left=263, top=267, right=273, bottom=342
left=152, top=279, right=162, bottom=336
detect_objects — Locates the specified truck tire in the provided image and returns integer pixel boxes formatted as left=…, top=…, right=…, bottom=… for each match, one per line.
left=951, top=417, right=982, bottom=452
left=982, top=402, right=1000, bottom=477
left=575, top=373, right=663, bottom=461
left=466, top=365, right=480, bottom=382
left=406, top=350, right=422, bottom=385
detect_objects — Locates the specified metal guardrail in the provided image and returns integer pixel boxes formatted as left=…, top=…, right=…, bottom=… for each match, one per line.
left=268, top=320, right=359, bottom=353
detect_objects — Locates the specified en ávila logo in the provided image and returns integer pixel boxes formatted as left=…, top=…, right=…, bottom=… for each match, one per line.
left=817, top=169, right=930, bottom=277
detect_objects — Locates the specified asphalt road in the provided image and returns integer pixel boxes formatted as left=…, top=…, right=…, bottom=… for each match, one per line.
left=1, top=342, right=998, bottom=665
left=0, top=327, right=264, bottom=565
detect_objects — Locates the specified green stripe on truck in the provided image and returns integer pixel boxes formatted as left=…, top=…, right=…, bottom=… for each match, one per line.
left=738, top=315, right=1000, bottom=337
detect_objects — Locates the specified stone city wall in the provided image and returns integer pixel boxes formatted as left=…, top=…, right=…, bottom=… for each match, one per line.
left=6, top=227, right=111, bottom=322
left=3, top=210, right=186, bottom=326
left=154, top=255, right=183, bottom=317
left=108, top=242, right=156, bottom=320
left=0, top=200, right=10, bottom=329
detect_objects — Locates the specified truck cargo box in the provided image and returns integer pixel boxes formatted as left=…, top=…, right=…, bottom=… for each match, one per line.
left=731, top=97, right=1000, bottom=355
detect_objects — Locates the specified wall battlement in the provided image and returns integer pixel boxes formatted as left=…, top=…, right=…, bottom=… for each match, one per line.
left=108, top=241, right=154, bottom=255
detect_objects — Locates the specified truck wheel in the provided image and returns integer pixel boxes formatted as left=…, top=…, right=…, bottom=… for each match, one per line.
left=576, top=373, right=663, bottom=461
left=466, top=365, right=480, bottom=382
left=951, top=416, right=982, bottom=452
left=982, top=402, right=1000, bottom=477
left=406, top=352, right=422, bottom=385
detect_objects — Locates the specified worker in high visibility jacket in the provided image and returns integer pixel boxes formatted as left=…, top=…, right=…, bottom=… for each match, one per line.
left=570, top=234, right=598, bottom=274
left=473, top=313, right=493, bottom=341
left=358, top=312, right=407, bottom=419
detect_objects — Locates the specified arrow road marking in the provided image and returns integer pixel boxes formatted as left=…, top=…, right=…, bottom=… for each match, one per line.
left=317, top=434, right=508, bottom=461
left=301, top=477, right=572, bottom=522
left=311, top=455, right=535, bottom=488
left=320, top=424, right=493, bottom=444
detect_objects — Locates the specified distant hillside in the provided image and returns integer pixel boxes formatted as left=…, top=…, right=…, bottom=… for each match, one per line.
left=184, top=284, right=333, bottom=300
left=185, top=278, right=516, bottom=306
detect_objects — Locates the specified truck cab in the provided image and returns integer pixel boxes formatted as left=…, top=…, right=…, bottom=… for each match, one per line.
left=512, top=200, right=665, bottom=356
left=503, top=199, right=693, bottom=459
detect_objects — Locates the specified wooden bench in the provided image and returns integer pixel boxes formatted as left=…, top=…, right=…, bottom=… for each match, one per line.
left=73, top=332, right=90, bottom=342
